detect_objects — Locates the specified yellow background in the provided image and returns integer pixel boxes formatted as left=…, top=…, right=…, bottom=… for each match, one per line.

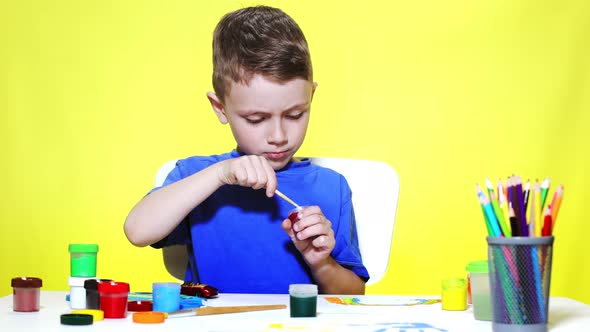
left=1, top=1, right=589, bottom=304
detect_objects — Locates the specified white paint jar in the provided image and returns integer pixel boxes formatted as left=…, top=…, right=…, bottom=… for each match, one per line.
left=69, top=277, right=97, bottom=309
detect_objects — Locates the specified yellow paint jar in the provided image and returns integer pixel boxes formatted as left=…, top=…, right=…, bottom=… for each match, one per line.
left=441, top=278, right=467, bottom=311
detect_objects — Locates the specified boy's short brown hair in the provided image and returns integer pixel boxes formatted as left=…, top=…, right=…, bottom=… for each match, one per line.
left=212, top=6, right=312, bottom=101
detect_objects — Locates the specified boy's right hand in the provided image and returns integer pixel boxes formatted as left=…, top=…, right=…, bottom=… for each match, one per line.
left=216, top=155, right=278, bottom=197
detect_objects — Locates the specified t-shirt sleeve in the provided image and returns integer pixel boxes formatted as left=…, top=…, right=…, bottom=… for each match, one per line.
left=150, top=162, right=191, bottom=249
left=331, top=177, right=371, bottom=282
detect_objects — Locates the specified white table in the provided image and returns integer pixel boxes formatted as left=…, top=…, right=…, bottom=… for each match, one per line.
left=1, top=292, right=589, bottom=331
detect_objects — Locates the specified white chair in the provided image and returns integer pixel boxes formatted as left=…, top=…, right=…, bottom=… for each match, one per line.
left=156, top=157, right=399, bottom=286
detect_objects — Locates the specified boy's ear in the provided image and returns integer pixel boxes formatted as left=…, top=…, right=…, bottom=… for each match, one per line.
left=311, top=82, right=318, bottom=101
left=207, top=91, right=228, bottom=124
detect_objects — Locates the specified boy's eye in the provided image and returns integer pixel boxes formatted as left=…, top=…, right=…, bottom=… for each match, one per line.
left=245, top=117, right=265, bottom=124
left=286, top=112, right=304, bottom=120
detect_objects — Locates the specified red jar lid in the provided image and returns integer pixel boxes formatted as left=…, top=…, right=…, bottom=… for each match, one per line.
left=128, top=300, right=153, bottom=312
left=98, top=281, right=129, bottom=293
left=11, top=277, right=42, bottom=288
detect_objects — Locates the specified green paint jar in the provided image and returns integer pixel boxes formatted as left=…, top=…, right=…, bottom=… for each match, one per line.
left=466, top=260, right=491, bottom=321
left=69, top=244, right=99, bottom=277
left=289, top=284, right=318, bottom=317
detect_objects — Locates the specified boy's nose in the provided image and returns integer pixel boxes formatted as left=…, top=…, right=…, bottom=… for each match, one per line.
left=267, top=122, right=288, bottom=145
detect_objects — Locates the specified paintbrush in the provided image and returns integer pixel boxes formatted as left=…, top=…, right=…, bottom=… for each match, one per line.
left=167, top=304, right=287, bottom=318
left=275, top=189, right=300, bottom=209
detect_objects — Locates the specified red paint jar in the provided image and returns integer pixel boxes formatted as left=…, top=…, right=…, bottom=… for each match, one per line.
left=288, top=207, right=303, bottom=223
left=288, top=206, right=308, bottom=236
left=98, top=281, right=129, bottom=318
left=11, top=277, right=42, bottom=312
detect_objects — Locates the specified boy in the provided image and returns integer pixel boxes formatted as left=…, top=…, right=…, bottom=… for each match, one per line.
left=124, top=6, right=368, bottom=294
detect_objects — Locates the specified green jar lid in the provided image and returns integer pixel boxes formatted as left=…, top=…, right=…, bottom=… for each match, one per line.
left=466, top=260, right=489, bottom=273
left=69, top=244, right=99, bottom=253
left=60, top=313, right=94, bottom=325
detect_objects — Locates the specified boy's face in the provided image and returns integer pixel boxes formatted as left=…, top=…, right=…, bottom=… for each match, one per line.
left=208, top=74, right=317, bottom=170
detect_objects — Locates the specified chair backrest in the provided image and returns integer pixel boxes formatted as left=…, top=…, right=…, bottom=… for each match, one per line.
left=156, top=157, right=399, bottom=286
left=308, top=157, right=399, bottom=285
left=155, top=160, right=190, bottom=281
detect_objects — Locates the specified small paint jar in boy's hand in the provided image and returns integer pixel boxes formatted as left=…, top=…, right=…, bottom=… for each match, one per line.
left=288, top=207, right=303, bottom=223
left=11, top=277, right=42, bottom=312
left=288, top=206, right=309, bottom=233
left=98, top=281, right=129, bottom=318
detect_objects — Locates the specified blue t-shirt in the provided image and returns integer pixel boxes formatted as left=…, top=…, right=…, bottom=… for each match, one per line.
left=152, top=150, right=369, bottom=293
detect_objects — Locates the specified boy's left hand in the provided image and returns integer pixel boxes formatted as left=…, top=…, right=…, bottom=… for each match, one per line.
left=281, top=205, right=335, bottom=268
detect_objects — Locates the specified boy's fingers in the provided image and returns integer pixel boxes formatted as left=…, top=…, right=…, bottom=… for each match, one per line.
left=299, top=205, right=321, bottom=218
left=298, top=211, right=330, bottom=229
left=244, top=157, right=261, bottom=187
left=228, top=156, right=277, bottom=194
left=281, top=218, right=296, bottom=239
left=312, top=235, right=332, bottom=249
left=231, top=163, right=248, bottom=185
left=296, top=221, right=328, bottom=239
left=250, top=157, right=268, bottom=189
left=260, top=158, right=278, bottom=196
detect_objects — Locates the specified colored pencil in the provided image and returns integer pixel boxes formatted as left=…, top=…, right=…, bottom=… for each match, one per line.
left=522, top=180, right=530, bottom=217
left=531, top=244, right=545, bottom=321
left=549, top=184, right=564, bottom=231
left=540, top=178, right=550, bottom=211
left=533, top=181, right=542, bottom=237
left=477, top=184, right=502, bottom=237
left=498, top=179, right=511, bottom=235
left=480, top=205, right=494, bottom=236
left=508, top=203, right=519, bottom=237
left=506, top=177, right=513, bottom=212
left=507, top=177, right=522, bottom=236
left=513, top=176, right=529, bottom=236
left=486, top=178, right=511, bottom=237
left=541, top=206, right=552, bottom=236
left=528, top=183, right=537, bottom=237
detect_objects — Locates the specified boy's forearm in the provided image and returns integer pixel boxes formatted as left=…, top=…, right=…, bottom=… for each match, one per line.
left=310, top=257, right=366, bottom=295
left=124, top=164, right=223, bottom=247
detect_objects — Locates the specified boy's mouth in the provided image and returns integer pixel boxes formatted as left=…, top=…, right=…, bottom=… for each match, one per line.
left=265, top=151, right=289, bottom=161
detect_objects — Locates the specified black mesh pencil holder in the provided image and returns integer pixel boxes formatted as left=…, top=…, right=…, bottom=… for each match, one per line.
left=487, top=236, right=554, bottom=332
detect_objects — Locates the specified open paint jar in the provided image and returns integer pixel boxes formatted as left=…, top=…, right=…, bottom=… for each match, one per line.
left=466, top=260, right=491, bottom=321
left=289, top=284, right=318, bottom=317
left=288, top=206, right=309, bottom=236
left=11, top=277, right=42, bottom=312
left=98, top=281, right=129, bottom=318
left=288, top=207, right=304, bottom=224
left=441, top=278, right=467, bottom=311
